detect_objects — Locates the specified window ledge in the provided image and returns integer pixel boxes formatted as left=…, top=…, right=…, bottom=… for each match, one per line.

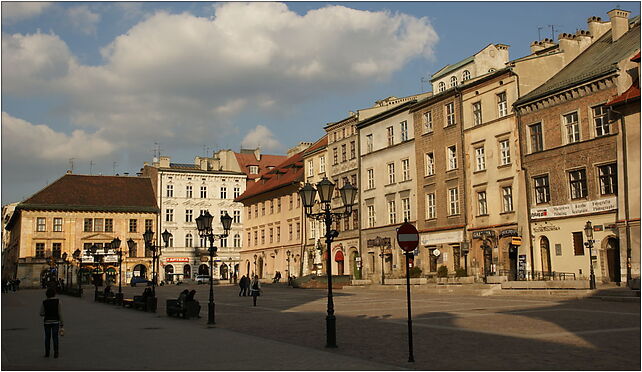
left=385, top=182, right=397, bottom=187
left=444, top=124, right=457, bottom=129
left=473, top=169, right=487, bottom=174
left=422, top=131, right=434, bottom=137
left=499, top=211, right=515, bottom=215
left=447, top=214, right=461, bottom=217
left=476, top=214, right=489, bottom=217
left=497, top=163, right=512, bottom=169
left=399, top=179, right=413, bottom=184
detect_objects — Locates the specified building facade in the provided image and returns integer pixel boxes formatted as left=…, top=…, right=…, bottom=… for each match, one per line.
left=5, top=174, right=158, bottom=288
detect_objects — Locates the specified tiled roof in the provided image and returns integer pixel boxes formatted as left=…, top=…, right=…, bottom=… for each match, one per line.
left=431, top=55, right=475, bottom=81
left=17, top=174, right=158, bottom=212
left=234, top=152, right=287, bottom=180
left=303, top=135, right=328, bottom=156
left=606, top=80, right=640, bottom=106
left=169, top=163, right=200, bottom=170
left=234, top=151, right=304, bottom=202
left=515, top=20, right=641, bottom=106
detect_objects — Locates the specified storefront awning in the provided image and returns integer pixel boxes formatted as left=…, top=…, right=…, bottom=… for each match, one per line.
left=105, top=267, right=117, bottom=273
left=334, top=251, right=344, bottom=262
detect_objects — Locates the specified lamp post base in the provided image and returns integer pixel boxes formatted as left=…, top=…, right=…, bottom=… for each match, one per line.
left=208, top=302, right=216, bottom=325
left=325, top=315, right=337, bottom=348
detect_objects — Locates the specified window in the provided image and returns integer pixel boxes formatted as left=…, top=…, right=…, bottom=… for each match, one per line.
left=400, top=121, right=408, bottom=142
left=449, top=188, right=459, bottom=215
left=387, top=126, right=394, bottom=146
left=402, top=197, right=411, bottom=221
left=446, top=102, right=455, bottom=126
left=166, top=184, right=173, bottom=197
left=219, top=236, right=226, bottom=248
left=185, top=233, right=193, bottom=248
left=84, top=218, right=92, bottom=232
left=36, top=217, right=46, bottom=232
left=145, top=219, right=153, bottom=232
left=127, top=219, right=136, bottom=232
left=308, top=159, right=314, bottom=177
left=447, top=146, right=457, bottom=170
left=350, top=141, right=356, bottom=159
left=423, top=111, right=433, bottom=133
left=340, top=144, right=347, bottom=162
left=35, top=243, right=45, bottom=258
left=388, top=200, right=397, bottom=224
left=234, top=234, right=241, bottom=247
left=269, top=200, right=274, bottom=214
left=426, top=193, right=436, bottom=219
left=129, top=241, right=137, bottom=257
left=186, top=185, right=193, bottom=198
left=166, top=209, right=174, bottom=222
left=296, top=223, right=300, bottom=239
left=94, top=218, right=104, bottom=232
left=186, top=209, right=193, bottom=222
left=333, top=148, right=338, bottom=165
left=534, top=176, right=551, bottom=204
left=366, top=134, right=373, bottom=153
left=247, top=232, right=251, bottom=247
left=319, top=156, right=325, bottom=173
left=478, top=191, right=488, bottom=215
left=311, top=220, right=316, bottom=239
left=450, top=76, right=457, bottom=88
left=598, top=164, right=617, bottom=195
left=529, top=123, right=543, bottom=152
left=387, top=163, right=395, bottom=184
left=367, top=205, right=376, bottom=227
left=462, top=70, right=471, bottom=81
left=564, top=111, right=580, bottom=144
left=475, top=147, right=485, bottom=171
left=261, top=230, right=265, bottom=244
left=573, top=232, right=584, bottom=256
left=277, top=198, right=281, bottom=212
left=276, top=226, right=280, bottom=242
left=233, top=186, right=240, bottom=198
left=288, top=224, right=293, bottom=240
left=52, top=243, right=62, bottom=258
left=105, top=219, right=113, bottom=232
left=254, top=231, right=259, bottom=245
left=497, top=92, right=507, bottom=117
left=352, top=209, right=359, bottom=230
left=401, top=159, right=410, bottom=181
left=367, top=169, right=375, bottom=189
left=499, top=140, right=511, bottom=165
left=261, top=202, right=265, bottom=215
left=425, top=153, right=435, bottom=176
left=289, top=195, right=293, bottom=210
left=502, top=186, right=513, bottom=212
left=438, top=81, right=446, bottom=92
left=569, top=169, right=588, bottom=199
left=473, top=102, right=482, bottom=126
left=53, top=218, right=62, bottom=232
left=220, top=187, right=227, bottom=199
left=351, top=174, right=357, bottom=187
left=593, top=105, right=610, bottom=136
left=249, top=165, right=259, bottom=174
left=233, top=210, right=241, bottom=223
left=200, top=186, right=207, bottom=198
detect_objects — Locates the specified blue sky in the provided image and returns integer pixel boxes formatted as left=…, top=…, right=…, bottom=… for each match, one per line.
left=2, top=1, right=639, bottom=205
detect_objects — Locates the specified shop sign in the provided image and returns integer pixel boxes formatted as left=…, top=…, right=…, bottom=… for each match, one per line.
left=432, top=249, right=441, bottom=257
left=511, top=237, right=522, bottom=246
left=421, top=230, right=463, bottom=245
left=167, top=257, right=190, bottom=263
left=200, top=256, right=209, bottom=262
left=530, top=197, right=616, bottom=219
left=472, top=230, right=495, bottom=240
left=103, top=255, right=118, bottom=263
left=499, top=229, right=519, bottom=238
left=367, top=237, right=391, bottom=248
left=533, top=225, right=560, bottom=233
left=81, top=256, right=94, bottom=263
left=593, top=225, right=604, bottom=232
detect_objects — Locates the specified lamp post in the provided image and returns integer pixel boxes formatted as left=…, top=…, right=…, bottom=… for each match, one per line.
left=73, top=249, right=81, bottom=295
left=286, top=250, right=291, bottom=285
left=584, top=221, right=597, bottom=290
left=196, top=210, right=233, bottom=325
left=143, top=228, right=172, bottom=298
left=110, top=237, right=123, bottom=302
left=61, top=252, right=68, bottom=291
left=299, top=177, right=357, bottom=348
left=88, top=244, right=101, bottom=300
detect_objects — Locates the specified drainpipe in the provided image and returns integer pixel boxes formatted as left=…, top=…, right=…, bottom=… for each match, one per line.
left=456, top=87, right=469, bottom=274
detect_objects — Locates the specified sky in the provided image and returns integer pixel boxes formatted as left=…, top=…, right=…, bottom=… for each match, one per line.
left=2, top=1, right=639, bottom=205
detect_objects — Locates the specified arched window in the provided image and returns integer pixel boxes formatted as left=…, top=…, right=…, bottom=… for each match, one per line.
left=233, top=234, right=241, bottom=247
left=450, top=76, right=458, bottom=87
left=129, top=241, right=137, bottom=258
left=185, top=233, right=193, bottom=248
left=438, top=82, right=446, bottom=92
left=220, top=237, right=227, bottom=248
left=462, top=70, right=471, bottom=81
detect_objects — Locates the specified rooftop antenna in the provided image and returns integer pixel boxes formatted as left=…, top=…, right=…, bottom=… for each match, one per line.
left=548, top=24, right=562, bottom=40
left=68, top=158, right=75, bottom=173
left=89, top=160, right=94, bottom=175
left=112, top=161, right=118, bottom=175
left=420, top=77, right=430, bottom=92
left=537, top=26, right=544, bottom=41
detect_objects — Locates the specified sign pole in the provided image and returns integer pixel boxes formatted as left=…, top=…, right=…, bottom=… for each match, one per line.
left=405, top=251, right=415, bottom=363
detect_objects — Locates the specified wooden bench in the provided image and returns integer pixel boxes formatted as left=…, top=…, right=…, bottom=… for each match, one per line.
left=166, top=300, right=201, bottom=319
left=122, top=299, right=134, bottom=308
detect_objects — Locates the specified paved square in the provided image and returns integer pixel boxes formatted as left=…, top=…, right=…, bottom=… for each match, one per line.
left=2, top=284, right=640, bottom=370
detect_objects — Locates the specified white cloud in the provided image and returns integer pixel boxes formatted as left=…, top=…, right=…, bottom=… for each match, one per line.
left=1, top=112, right=114, bottom=161
left=1, top=2, right=51, bottom=24
left=66, top=5, right=101, bottom=35
left=241, top=125, right=283, bottom=151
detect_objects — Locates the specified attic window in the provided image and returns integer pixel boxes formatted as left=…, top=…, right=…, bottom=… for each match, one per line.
left=462, top=70, right=471, bottom=81
left=249, top=165, right=259, bottom=174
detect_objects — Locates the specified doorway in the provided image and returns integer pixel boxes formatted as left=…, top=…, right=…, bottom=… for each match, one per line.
left=198, top=264, right=209, bottom=276
left=508, top=245, right=518, bottom=281
left=220, top=264, right=228, bottom=280
left=165, top=264, right=174, bottom=282
left=183, top=264, right=191, bottom=279
left=540, top=236, right=551, bottom=278
left=133, top=264, right=147, bottom=279
left=257, top=257, right=264, bottom=278
left=335, top=251, right=344, bottom=276
left=606, top=238, right=621, bottom=284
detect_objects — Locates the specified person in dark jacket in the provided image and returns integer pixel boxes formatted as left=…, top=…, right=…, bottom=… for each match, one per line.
left=40, top=288, right=63, bottom=358
left=239, top=275, right=249, bottom=296
left=250, top=275, right=261, bottom=306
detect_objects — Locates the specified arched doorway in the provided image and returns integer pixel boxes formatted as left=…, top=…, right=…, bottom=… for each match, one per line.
left=183, top=264, right=191, bottom=279
left=198, top=264, right=209, bottom=276
left=105, top=267, right=117, bottom=285
left=165, top=264, right=174, bottom=282
left=350, top=250, right=360, bottom=279
left=257, top=257, right=264, bottom=278
left=540, top=236, right=551, bottom=278
left=606, top=237, right=621, bottom=284
left=133, top=264, right=147, bottom=279
left=220, top=264, right=228, bottom=280
left=335, top=250, right=345, bottom=275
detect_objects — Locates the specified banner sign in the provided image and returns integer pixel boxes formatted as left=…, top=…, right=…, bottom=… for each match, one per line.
left=472, top=230, right=495, bottom=240
left=420, top=230, right=463, bottom=245
left=166, top=257, right=190, bottom=263
left=103, top=255, right=118, bottom=263
left=499, top=229, right=519, bottom=238
left=531, top=197, right=616, bottom=219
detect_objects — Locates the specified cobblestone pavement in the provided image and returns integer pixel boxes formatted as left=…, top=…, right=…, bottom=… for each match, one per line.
left=2, top=283, right=640, bottom=370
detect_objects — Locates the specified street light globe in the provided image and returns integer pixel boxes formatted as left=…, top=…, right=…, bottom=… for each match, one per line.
left=221, top=212, right=233, bottom=234
left=111, top=237, right=121, bottom=250
left=584, top=221, right=594, bottom=241
left=339, top=182, right=357, bottom=209
left=299, top=183, right=317, bottom=209
left=162, top=229, right=172, bottom=245
left=143, top=228, right=154, bottom=246
left=316, top=177, right=335, bottom=204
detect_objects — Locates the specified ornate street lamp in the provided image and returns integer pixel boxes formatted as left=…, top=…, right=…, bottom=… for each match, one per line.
left=584, top=221, right=596, bottom=290
left=286, top=250, right=291, bottom=285
left=299, top=177, right=357, bottom=348
left=111, top=237, right=123, bottom=302
left=143, top=228, right=172, bottom=302
left=61, top=252, right=68, bottom=291
left=196, top=210, right=232, bottom=325
left=73, top=249, right=81, bottom=295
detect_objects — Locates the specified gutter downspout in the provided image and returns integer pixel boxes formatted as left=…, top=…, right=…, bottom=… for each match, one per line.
left=515, top=105, right=536, bottom=281
left=455, top=87, right=469, bottom=275
left=299, top=183, right=305, bottom=278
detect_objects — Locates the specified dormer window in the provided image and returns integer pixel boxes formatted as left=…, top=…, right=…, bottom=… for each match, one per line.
left=438, top=82, right=446, bottom=92
left=462, top=70, right=471, bottom=81
left=249, top=165, right=259, bottom=174
left=450, top=76, right=457, bottom=87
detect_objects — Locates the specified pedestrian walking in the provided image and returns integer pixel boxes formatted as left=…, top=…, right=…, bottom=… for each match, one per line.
left=239, top=275, right=249, bottom=296
left=250, top=275, right=261, bottom=306
left=40, top=288, right=63, bottom=358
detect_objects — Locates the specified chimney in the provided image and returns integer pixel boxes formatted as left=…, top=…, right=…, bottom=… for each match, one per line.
left=558, top=33, right=581, bottom=61
left=541, top=38, right=556, bottom=48
left=575, top=29, right=593, bottom=51
left=159, top=156, right=170, bottom=168
left=254, top=148, right=261, bottom=161
left=530, top=40, right=546, bottom=53
left=587, top=16, right=610, bottom=40
left=608, top=9, right=631, bottom=42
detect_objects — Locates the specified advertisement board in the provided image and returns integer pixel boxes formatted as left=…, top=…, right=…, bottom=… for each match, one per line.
left=531, top=197, right=616, bottom=219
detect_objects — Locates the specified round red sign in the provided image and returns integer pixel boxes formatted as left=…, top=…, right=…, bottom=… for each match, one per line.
left=397, top=222, right=420, bottom=252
